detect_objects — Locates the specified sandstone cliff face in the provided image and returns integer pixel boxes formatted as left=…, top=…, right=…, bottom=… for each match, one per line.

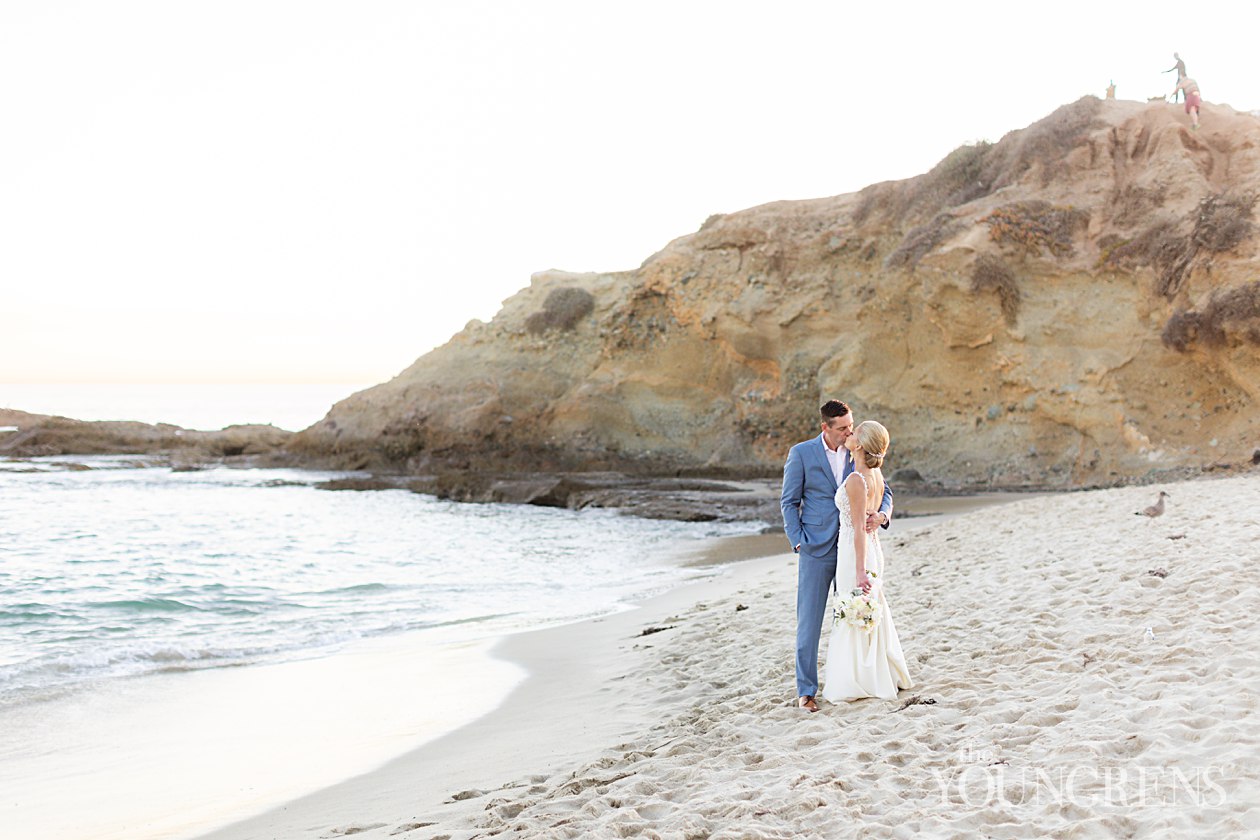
left=294, top=98, right=1260, bottom=488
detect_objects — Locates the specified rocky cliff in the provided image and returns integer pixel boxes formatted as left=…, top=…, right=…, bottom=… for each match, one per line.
left=293, top=98, right=1260, bottom=489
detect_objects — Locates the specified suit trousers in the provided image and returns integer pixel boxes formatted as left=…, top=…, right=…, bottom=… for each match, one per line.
left=795, top=550, right=837, bottom=697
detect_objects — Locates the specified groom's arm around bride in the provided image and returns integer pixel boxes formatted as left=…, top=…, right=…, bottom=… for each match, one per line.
left=780, top=401, right=892, bottom=557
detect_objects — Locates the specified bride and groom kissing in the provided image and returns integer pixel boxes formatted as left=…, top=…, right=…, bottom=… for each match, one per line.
left=781, top=400, right=913, bottom=712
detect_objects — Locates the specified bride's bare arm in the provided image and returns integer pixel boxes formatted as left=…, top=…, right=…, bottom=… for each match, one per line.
left=845, top=475, right=871, bottom=592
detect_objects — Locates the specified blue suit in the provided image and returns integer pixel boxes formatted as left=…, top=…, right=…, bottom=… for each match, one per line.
left=781, top=433, right=893, bottom=698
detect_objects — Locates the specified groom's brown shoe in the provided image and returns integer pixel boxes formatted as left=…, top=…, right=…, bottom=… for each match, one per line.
left=798, top=695, right=819, bottom=712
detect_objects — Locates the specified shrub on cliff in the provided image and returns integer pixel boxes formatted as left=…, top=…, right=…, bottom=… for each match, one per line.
left=1098, top=219, right=1192, bottom=298
left=984, top=201, right=1088, bottom=258
left=1000, top=97, right=1102, bottom=186
left=861, top=142, right=994, bottom=225
left=971, top=255, right=1021, bottom=325
left=525, top=287, right=595, bottom=334
left=1162, top=281, right=1260, bottom=351
left=1098, top=220, right=1179, bottom=269
left=884, top=212, right=965, bottom=269
left=1103, top=194, right=1255, bottom=299
left=1192, top=193, right=1255, bottom=254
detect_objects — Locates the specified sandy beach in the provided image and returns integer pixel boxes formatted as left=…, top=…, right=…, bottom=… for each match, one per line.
left=202, top=474, right=1260, bottom=839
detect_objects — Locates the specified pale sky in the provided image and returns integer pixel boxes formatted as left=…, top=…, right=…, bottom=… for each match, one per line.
left=2, top=1, right=1254, bottom=385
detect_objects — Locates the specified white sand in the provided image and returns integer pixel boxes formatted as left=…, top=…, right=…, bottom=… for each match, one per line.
left=2, top=634, right=523, bottom=840
left=202, top=473, right=1260, bottom=839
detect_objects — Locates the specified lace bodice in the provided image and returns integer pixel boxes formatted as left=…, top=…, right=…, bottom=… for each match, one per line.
left=835, top=472, right=871, bottom=533
left=823, top=465, right=911, bottom=699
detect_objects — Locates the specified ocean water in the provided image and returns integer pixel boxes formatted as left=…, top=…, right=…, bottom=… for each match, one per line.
left=0, top=455, right=763, bottom=839
left=0, top=457, right=758, bottom=708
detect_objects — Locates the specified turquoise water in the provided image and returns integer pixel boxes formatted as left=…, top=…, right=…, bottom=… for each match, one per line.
left=0, top=456, right=759, bottom=708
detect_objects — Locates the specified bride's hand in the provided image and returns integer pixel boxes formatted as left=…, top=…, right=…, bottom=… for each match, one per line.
left=856, top=571, right=871, bottom=594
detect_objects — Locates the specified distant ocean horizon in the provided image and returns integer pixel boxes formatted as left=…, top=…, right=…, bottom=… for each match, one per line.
left=0, top=381, right=377, bottom=432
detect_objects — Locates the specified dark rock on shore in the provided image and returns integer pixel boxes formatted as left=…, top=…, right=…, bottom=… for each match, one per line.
left=0, top=408, right=292, bottom=464
left=401, top=471, right=782, bottom=523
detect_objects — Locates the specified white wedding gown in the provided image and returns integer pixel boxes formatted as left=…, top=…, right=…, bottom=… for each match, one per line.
left=822, top=473, right=914, bottom=701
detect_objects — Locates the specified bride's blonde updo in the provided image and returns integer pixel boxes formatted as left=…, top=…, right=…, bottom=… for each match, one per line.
left=855, top=420, right=890, bottom=469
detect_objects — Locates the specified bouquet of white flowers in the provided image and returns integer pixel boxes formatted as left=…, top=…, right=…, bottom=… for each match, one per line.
left=833, top=570, right=881, bottom=634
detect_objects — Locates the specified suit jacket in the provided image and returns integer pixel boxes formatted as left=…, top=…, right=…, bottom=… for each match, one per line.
left=781, top=433, right=893, bottom=561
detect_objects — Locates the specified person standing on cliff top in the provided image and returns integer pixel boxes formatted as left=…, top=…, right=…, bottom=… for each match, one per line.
left=1165, top=52, right=1187, bottom=101
left=780, top=400, right=892, bottom=712
left=1174, top=76, right=1202, bottom=130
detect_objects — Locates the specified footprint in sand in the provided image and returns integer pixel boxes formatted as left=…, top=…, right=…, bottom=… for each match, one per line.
left=635, top=801, right=672, bottom=820
left=327, top=824, right=387, bottom=836
left=493, top=801, right=528, bottom=819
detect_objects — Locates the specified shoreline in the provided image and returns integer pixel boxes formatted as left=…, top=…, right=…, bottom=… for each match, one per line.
left=197, top=556, right=801, bottom=840
left=1, top=629, right=527, bottom=840
left=3, top=454, right=775, bottom=840
left=198, top=473, right=1260, bottom=838
left=196, top=495, right=1012, bottom=840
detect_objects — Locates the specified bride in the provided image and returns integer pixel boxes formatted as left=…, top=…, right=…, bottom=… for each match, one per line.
left=822, top=420, right=914, bottom=701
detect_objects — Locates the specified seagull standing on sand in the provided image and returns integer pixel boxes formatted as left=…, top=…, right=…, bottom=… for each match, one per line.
left=1136, top=491, right=1169, bottom=517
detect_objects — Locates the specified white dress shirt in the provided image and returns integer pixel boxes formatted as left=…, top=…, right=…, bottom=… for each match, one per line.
left=822, top=435, right=846, bottom=485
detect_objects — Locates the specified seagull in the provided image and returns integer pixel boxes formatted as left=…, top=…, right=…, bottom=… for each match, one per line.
left=1136, top=491, right=1169, bottom=517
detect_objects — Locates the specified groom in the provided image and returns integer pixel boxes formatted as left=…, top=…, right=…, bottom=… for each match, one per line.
left=781, top=399, right=893, bottom=712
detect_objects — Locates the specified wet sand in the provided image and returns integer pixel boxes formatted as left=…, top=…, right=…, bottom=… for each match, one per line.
left=198, top=491, right=1056, bottom=839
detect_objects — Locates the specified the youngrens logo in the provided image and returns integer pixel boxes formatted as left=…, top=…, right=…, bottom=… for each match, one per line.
left=932, top=748, right=1230, bottom=808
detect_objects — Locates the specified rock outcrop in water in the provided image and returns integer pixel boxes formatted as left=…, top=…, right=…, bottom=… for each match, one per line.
left=244, top=101, right=1260, bottom=486
left=0, top=408, right=291, bottom=464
